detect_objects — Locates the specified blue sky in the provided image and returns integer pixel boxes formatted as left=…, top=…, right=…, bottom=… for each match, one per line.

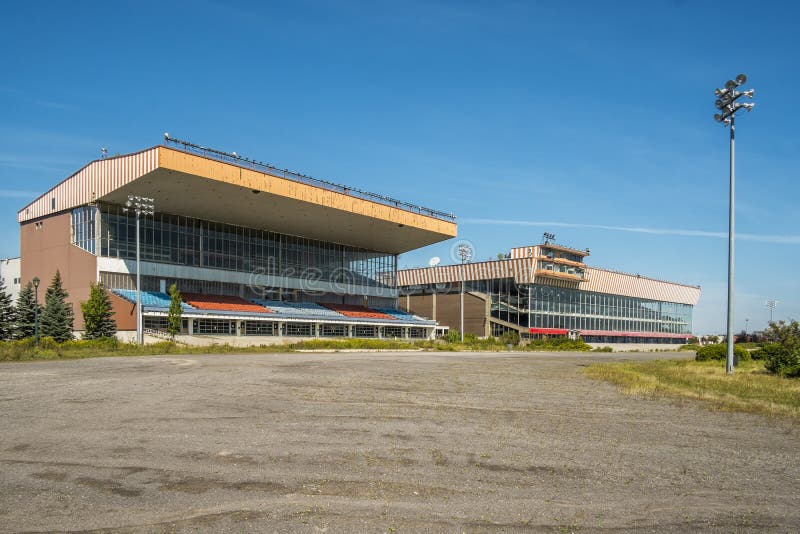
left=1, top=0, right=797, bottom=334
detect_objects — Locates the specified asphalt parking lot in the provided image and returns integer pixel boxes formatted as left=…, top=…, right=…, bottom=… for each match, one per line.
left=1, top=350, right=798, bottom=533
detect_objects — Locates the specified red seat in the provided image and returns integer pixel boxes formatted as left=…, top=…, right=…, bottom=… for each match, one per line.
left=181, top=293, right=273, bottom=313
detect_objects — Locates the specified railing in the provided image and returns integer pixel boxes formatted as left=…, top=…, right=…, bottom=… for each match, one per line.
left=163, top=135, right=456, bottom=222
left=144, top=327, right=172, bottom=340
left=535, top=268, right=590, bottom=282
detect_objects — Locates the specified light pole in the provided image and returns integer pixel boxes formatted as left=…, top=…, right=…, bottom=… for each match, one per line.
left=32, top=276, right=40, bottom=348
left=457, top=243, right=473, bottom=342
left=713, top=73, right=755, bottom=375
left=766, top=299, right=777, bottom=324
left=124, top=195, right=155, bottom=345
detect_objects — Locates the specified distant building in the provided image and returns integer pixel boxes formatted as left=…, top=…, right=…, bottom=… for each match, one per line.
left=398, top=242, right=701, bottom=346
left=0, top=257, right=21, bottom=302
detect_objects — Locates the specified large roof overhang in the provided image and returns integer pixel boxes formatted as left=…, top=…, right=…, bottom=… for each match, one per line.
left=19, top=146, right=457, bottom=254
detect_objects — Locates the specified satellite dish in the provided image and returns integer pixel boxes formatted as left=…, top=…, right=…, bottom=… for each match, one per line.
left=429, top=257, right=441, bottom=267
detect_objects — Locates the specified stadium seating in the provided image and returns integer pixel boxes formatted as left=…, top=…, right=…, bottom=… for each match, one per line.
left=182, top=293, right=273, bottom=313
left=252, top=300, right=343, bottom=318
left=112, top=289, right=194, bottom=310
left=374, top=308, right=429, bottom=321
left=320, top=303, right=396, bottom=320
left=113, top=290, right=429, bottom=324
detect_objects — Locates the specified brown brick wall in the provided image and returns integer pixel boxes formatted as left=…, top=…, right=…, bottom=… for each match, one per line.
left=20, top=212, right=97, bottom=331
left=405, top=292, right=488, bottom=337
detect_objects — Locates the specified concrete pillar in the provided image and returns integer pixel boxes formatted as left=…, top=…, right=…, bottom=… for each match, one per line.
left=278, top=323, right=283, bottom=338
left=235, top=320, right=242, bottom=336
left=377, top=326, right=382, bottom=339
left=188, top=319, right=194, bottom=335
left=432, top=292, right=437, bottom=321
left=485, top=296, right=492, bottom=338
left=348, top=324, right=353, bottom=337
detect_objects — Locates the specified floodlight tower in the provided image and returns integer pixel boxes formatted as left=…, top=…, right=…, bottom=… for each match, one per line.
left=124, top=195, right=155, bottom=345
left=457, top=243, right=473, bottom=342
left=766, top=299, right=777, bottom=324
left=713, top=73, right=755, bottom=375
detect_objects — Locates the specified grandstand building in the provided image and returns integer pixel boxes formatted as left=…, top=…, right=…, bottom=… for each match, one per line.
left=18, top=137, right=456, bottom=342
left=397, top=242, right=701, bottom=345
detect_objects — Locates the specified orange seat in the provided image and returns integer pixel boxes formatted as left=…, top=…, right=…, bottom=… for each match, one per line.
left=181, top=293, right=273, bottom=313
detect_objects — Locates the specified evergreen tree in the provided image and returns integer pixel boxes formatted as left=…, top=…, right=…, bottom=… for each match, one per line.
left=39, top=270, right=74, bottom=342
left=167, top=284, right=182, bottom=338
left=81, top=283, right=116, bottom=339
left=0, top=278, right=16, bottom=341
left=15, top=281, right=39, bottom=339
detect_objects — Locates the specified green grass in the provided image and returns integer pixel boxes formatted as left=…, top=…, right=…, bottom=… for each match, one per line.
left=0, top=334, right=600, bottom=362
left=585, top=358, right=800, bottom=419
left=0, top=336, right=436, bottom=362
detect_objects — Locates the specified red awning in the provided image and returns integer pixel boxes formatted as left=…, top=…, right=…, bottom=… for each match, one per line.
left=529, top=328, right=569, bottom=335
left=578, top=330, right=691, bottom=339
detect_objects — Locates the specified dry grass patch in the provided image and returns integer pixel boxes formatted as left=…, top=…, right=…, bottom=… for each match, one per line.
left=585, top=359, right=800, bottom=419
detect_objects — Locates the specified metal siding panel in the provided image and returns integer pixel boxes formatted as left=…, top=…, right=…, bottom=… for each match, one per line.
left=18, top=147, right=159, bottom=222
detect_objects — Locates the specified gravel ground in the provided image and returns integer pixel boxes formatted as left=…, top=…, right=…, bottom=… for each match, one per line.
left=0, top=351, right=798, bottom=533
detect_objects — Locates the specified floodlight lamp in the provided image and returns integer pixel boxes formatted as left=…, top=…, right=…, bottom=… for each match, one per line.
left=164, top=132, right=169, bottom=139
left=740, top=89, right=754, bottom=98
left=232, top=152, right=238, bottom=157
left=725, top=79, right=737, bottom=90
left=736, top=73, right=747, bottom=85
left=714, top=113, right=723, bottom=122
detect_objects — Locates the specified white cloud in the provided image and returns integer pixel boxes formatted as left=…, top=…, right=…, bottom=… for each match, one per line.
left=461, top=218, right=800, bottom=245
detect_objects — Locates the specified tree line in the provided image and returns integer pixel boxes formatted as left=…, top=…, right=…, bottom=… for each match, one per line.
left=0, top=272, right=183, bottom=343
left=0, top=270, right=117, bottom=342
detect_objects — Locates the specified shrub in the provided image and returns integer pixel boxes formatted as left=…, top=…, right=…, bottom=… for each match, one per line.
left=443, top=330, right=461, bottom=343
left=37, top=336, right=59, bottom=351
left=499, top=330, right=520, bottom=346
left=591, top=346, right=613, bottom=352
left=525, top=337, right=591, bottom=352
left=680, top=344, right=701, bottom=352
left=695, top=343, right=749, bottom=362
left=755, top=343, right=800, bottom=377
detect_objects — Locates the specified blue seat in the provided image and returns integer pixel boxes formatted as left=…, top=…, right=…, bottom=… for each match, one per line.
left=113, top=289, right=194, bottom=310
